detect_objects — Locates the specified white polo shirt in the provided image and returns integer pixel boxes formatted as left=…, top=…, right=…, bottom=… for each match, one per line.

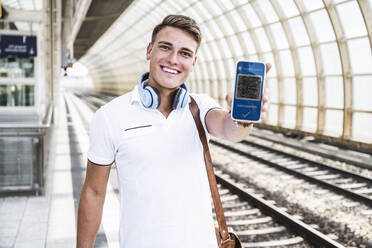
left=88, top=86, right=221, bottom=248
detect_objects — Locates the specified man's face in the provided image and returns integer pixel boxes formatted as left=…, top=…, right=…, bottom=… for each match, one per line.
left=146, top=26, right=198, bottom=91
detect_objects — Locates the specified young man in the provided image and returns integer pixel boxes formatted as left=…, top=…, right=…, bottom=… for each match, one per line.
left=77, top=15, right=270, bottom=248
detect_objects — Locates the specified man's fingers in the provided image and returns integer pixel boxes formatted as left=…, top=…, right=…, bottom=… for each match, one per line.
left=225, top=92, right=233, bottom=109
left=266, top=63, right=272, bottom=73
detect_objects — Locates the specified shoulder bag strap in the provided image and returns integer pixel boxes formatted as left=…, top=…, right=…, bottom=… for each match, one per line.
left=189, top=96, right=230, bottom=242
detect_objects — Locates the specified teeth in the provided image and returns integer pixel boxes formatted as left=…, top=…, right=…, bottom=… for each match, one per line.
left=163, top=67, right=178, bottom=74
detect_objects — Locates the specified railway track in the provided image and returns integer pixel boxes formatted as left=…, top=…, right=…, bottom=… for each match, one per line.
left=73, top=91, right=350, bottom=248
left=250, top=128, right=372, bottom=171
left=214, top=169, right=344, bottom=248
left=211, top=137, right=372, bottom=208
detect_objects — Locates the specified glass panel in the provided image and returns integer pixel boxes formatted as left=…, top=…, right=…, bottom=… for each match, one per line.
left=210, top=41, right=222, bottom=60
left=205, top=77, right=211, bottom=94
left=184, top=8, right=202, bottom=23
left=352, top=113, right=372, bottom=142
left=201, top=25, right=214, bottom=42
left=336, top=1, right=367, bottom=38
left=0, top=137, right=33, bottom=189
left=217, top=39, right=232, bottom=58
left=193, top=66, right=201, bottom=80
left=283, top=78, right=296, bottom=105
left=219, top=0, right=234, bottom=11
left=309, top=10, right=335, bottom=42
left=303, top=0, right=324, bottom=11
left=270, top=23, right=289, bottom=49
left=194, top=2, right=212, bottom=20
left=267, top=103, right=278, bottom=125
left=217, top=60, right=226, bottom=80
left=255, top=27, right=271, bottom=52
left=240, top=32, right=256, bottom=54
left=233, top=0, right=249, bottom=5
left=220, top=78, right=227, bottom=104
left=302, top=107, right=318, bottom=132
left=201, top=45, right=212, bottom=62
left=175, top=0, right=192, bottom=10
left=0, top=57, right=34, bottom=78
left=249, top=54, right=259, bottom=61
left=241, top=4, right=261, bottom=28
left=217, top=15, right=234, bottom=36
left=35, top=0, right=43, bottom=10
left=277, top=0, right=299, bottom=18
left=158, top=1, right=174, bottom=15
left=348, top=38, right=372, bottom=74
left=200, top=62, right=208, bottom=80
left=0, top=85, right=35, bottom=106
left=325, top=77, right=343, bottom=108
left=353, top=76, right=372, bottom=111
left=320, top=42, right=342, bottom=75
left=302, top=77, right=318, bottom=106
left=208, top=61, right=217, bottom=80
left=298, top=46, right=316, bottom=75
left=211, top=78, right=218, bottom=98
left=333, top=0, right=348, bottom=3
left=208, top=20, right=224, bottom=40
left=204, top=0, right=223, bottom=15
left=324, top=109, right=343, bottom=137
left=282, top=105, right=296, bottom=129
left=229, top=10, right=247, bottom=32
left=257, top=0, right=279, bottom=23
left=279, top=50, right=295, bottom=76
left=266, top=78, right=278, bottom=103
left=228, top=36, right=243, bottom=57
left=262, top=52, right=276, bottom=76
left=288, top=17, right=310, bottom=46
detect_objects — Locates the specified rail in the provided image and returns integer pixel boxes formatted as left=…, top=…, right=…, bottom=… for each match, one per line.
left=0, top=103, right=53, bottom=135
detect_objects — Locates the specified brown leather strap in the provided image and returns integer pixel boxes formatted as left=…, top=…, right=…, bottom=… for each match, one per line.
left=189, top=97, right=230, bottom=242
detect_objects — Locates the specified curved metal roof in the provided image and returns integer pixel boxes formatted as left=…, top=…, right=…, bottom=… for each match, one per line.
left=77, top=0, right=371, bottom=147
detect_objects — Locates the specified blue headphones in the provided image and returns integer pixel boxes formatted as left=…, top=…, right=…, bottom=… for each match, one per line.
left=137, top=72, right=189, bottom=109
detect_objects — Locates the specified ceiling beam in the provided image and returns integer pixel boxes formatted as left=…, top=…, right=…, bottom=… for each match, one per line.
left=2, top=6, right=42, bottom=22
left=69, top=0, right=92, bottom=49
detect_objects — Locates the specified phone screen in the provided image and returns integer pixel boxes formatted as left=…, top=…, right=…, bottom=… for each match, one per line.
left=235, top=74, right=262, bottom=100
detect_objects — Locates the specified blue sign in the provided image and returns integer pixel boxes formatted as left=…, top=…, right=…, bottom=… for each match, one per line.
left=0, top=34, right=37, bottom=57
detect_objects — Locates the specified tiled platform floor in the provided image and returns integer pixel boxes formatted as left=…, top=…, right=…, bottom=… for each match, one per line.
left=0, top=92, right=120, bottom=248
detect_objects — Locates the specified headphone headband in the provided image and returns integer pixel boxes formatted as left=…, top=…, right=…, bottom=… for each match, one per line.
left=137, top=72, right=189, bottom=109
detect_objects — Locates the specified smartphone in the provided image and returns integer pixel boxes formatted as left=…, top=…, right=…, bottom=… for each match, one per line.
left=231, top=61, right=266, bottom=123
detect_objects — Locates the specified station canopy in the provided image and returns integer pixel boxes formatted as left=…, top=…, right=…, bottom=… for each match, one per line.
left=1, top=0, right=42, bottom=32
left=79, top=0, right=372, bottom=146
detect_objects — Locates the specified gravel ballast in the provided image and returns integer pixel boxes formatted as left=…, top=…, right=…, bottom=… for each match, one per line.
left=210, top=139, right=372, bottom=248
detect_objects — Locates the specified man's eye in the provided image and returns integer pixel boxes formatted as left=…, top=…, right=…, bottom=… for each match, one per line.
left=160, top=45, right=170, bottom=50
left=180, top=51, right=192, bottom=57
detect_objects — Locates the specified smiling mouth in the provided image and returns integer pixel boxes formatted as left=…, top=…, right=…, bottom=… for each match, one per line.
left=161, top=66, right=180, bottom=75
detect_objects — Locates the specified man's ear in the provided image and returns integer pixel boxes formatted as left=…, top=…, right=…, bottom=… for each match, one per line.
left=191, top=55, right=198, bottom=71
left=146, top=42, right=153, bottom=60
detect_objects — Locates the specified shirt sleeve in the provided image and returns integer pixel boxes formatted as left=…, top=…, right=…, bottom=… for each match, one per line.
left=190, top=93, right=222, bottom=136
left=87, top=107, right=115, bottom=165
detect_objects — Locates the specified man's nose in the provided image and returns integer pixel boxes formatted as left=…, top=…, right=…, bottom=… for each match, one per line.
left=167, top=50, right=179, bottom=65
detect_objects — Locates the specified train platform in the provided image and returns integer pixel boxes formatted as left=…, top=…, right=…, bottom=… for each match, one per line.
left=1, top=88, right=371, bottom=248
left=0, top=92, right=119, bottom=248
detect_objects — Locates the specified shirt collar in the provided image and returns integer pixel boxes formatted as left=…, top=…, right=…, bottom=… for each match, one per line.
left=130, top=72, right=191, bottom=107
left=130, top=72, right=149, bottom=105
left=130, top=84, right=141, bottom=105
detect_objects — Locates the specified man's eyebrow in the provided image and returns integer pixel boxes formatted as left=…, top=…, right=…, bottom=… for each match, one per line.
left=158, top=41, right=173, bottom=46
left=158, top=41, right=195, bottom=55
left=180, top=47, right=194, bottom=55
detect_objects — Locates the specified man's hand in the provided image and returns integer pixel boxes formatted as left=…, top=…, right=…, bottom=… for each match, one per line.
left=225, top=63, right=271, bottom=125
left=206, top=63, right=272, bottom=142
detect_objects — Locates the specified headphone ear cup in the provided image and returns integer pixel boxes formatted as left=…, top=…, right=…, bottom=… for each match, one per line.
left=146, top=86, right=161, bottom=109
left=140, top=87, right=153, bottom=108
left=172, top=87, right=188, bottom=110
